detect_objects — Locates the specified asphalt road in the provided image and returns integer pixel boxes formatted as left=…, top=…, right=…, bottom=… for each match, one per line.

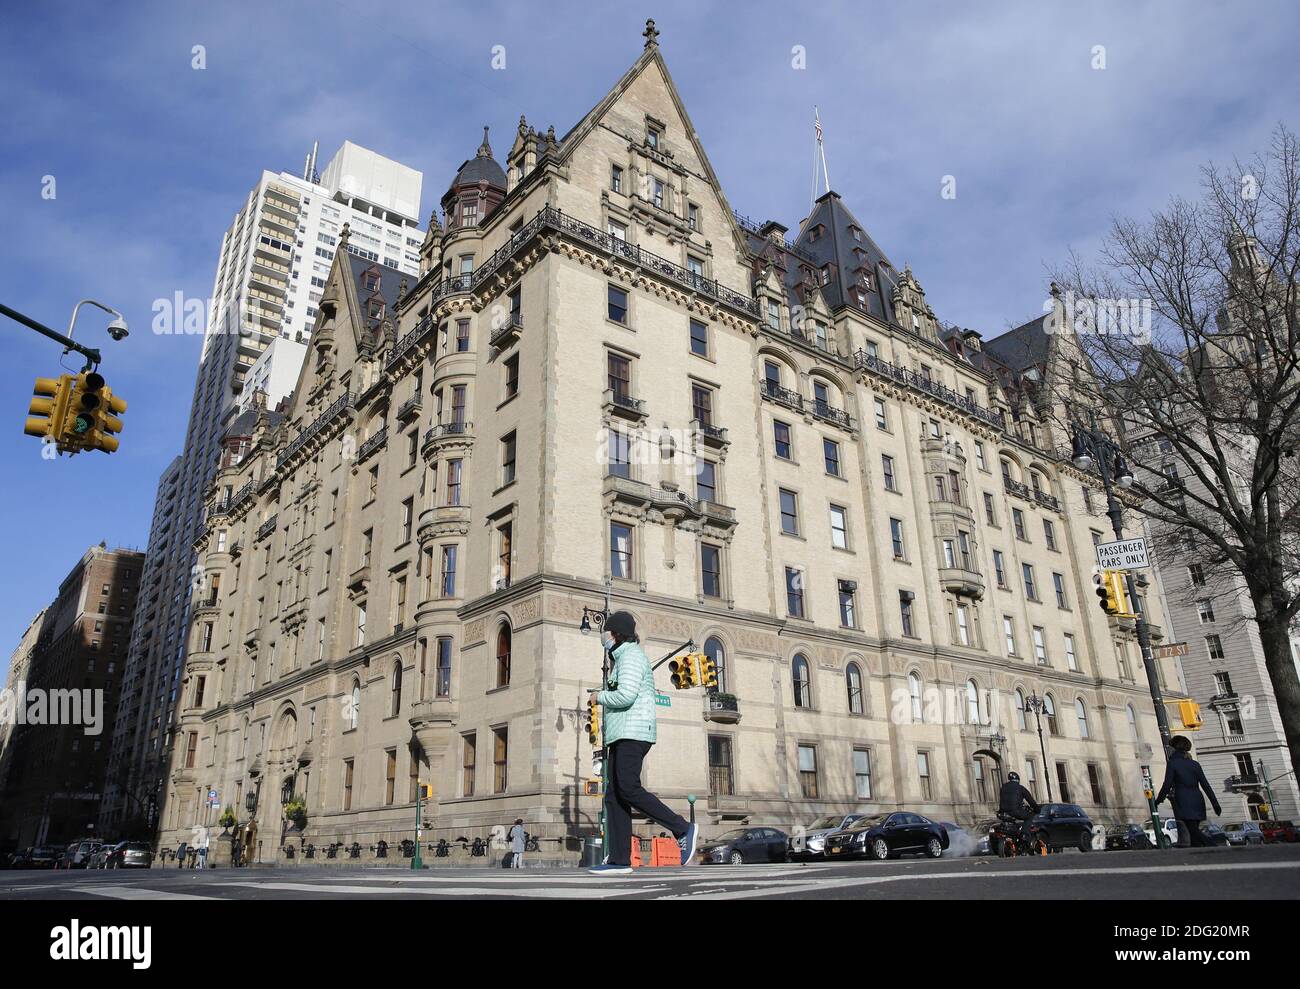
left=3, top=844, right=1298, bottom=899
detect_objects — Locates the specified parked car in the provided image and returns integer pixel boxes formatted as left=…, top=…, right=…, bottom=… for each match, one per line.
left=1142, top=818, right=1181, bottom=848
left=88, top=845, right=113, bottom=869
left=698, top=827, right=788, bottom=864
left=937, top=821, right=983, bottom=857
left=1258, top=820, right=1299, bottom=844
left=1201, top=823, right=1231, bottom=847
left=64, top=839, right=101, bottom=869
left=1222, top=821, right=1265, bottom=846
left=971, top=818, right=1001, bottom=856
left=1029, top=803, right=1095, bottom=852
left=1106, top=824, right=1153, bottom=850
left=787, top=814, right=866, bottom=860
left=14, top=847, right=58, bottom=869
left=824, top=811, right=949, bottom=861
left=103, top=841, right=154, bottom=869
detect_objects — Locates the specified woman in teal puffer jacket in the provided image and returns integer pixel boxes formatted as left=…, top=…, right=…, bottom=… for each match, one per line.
left=588, top=610, right=698, bottom=874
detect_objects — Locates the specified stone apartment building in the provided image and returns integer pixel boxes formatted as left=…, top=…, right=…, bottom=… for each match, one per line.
left=0, top=545, right=144, bottom=850
left=156, top=22, right=1184, bottom=862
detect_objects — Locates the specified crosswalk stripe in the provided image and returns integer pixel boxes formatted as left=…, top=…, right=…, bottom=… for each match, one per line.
left=70, top=884, right=220, bottom=901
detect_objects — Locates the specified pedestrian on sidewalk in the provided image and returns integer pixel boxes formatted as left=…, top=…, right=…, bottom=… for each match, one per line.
left=1155, top=735, right=1222, bottom=847
left=508, top=818, right=526, bottom=868
left=587, top=610, right=698, bottom=875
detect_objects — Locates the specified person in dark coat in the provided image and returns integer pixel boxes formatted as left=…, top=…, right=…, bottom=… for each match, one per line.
left=1155, top=735, right=1222, bottom=847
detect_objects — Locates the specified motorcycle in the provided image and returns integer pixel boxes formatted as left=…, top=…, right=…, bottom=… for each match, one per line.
left=990, top=813, right=1048, bottom=858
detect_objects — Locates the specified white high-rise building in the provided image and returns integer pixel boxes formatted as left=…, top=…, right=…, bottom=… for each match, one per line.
left=100, top=144, right=423, bottom=835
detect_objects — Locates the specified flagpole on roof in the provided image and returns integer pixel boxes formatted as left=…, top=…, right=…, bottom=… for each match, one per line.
left=812, top=106, right=831, bottom=208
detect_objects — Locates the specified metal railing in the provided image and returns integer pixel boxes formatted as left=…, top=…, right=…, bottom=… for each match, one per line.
left=761, top=378, right=803, bottom=411
left=810, top=399, right=853, bottom=430
left=397, top=395, right=423, bottom=421
left=423, top=420, right=473, bottom=445
left=357, top=426, right=387, bottom=461
left=852, top=350, right=1004, bottom=429
left=473, top=206, right=759, bottom=318
left=278, top=392, right=352, bottom=468
left=256, top=515, right=277, bottom=542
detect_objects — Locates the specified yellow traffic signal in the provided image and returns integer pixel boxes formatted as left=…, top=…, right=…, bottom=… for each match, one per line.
left=669, top=653, right=698, bottom=690
left=417, top=782, right=433, bottom=801
left=585, top=696, right=601, bottom=747
left=1175, top=700, right=1203, bottom=730
left=24, top=374, right=72, bottom=441
left=1094, top=570, right=1133, bottom=617
left=70, top=372, right=126, bottom=454
left=696, top=652, right=717, bottom=689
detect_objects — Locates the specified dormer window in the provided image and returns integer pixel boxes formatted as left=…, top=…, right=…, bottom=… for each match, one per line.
left=461, top=200, right=479, bottom=227
left=647, top=127, right=661, bottom=149
left=820, top=266, right=832, bottom=286
left=851, top=227, right=862, bottom=242
left=363, top=271, right=380, bottom=291
left=368, top=300, right=384, bottom=320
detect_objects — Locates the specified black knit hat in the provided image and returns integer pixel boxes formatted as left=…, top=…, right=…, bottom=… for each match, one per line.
left=605, top=610, right=637, bottom=642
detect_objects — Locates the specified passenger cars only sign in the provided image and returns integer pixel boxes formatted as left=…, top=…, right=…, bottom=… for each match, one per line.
left=1095, top=537, right=1149, bottom=570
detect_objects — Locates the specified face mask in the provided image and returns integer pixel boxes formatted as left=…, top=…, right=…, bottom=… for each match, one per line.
left=603, top=634, right=616, bottom=651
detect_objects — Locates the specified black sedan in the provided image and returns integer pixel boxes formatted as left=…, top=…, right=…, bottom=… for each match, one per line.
left=697, top=827, right=789, bottom=865
left=1105, top=824, right=1153, bottom=850
left=824, top=812, right=949, bottom=860
left=1030, top=803, right=1095, bottom=852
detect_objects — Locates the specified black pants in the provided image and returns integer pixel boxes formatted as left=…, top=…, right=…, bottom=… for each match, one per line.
left=605, top=739, right=689, bottom=865
left=1178, top=818, right=1207, bottom=847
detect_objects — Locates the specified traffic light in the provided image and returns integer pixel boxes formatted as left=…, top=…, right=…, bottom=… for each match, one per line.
left=417, top=782, right=433, bottom=801
left=696, top=652, right=717, bottom=689
left=1094, top=570, right=1132, bottom=617
left=669, top=653, right=698, bottom=690
left=1175, top=700, right=1203, bottom=730
left=72, top=372, right=127, bottom=454
left=585, top=695, right=601, bottom=747
left=24, top=374, right=73, bottom=442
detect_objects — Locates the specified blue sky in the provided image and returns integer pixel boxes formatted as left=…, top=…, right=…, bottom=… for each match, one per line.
left=1, top=0, right=1297, bottom=672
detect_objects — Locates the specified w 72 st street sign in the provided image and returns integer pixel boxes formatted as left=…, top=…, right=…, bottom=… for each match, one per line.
left=1095, top=537, right=1150, bottom=570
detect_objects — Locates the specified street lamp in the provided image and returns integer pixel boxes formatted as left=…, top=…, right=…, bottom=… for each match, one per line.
left=576, top=577, right=613, bottom=862
left=1024, top=693, right=1054, bottom=801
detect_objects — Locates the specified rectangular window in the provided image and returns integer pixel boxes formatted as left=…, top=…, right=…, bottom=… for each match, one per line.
left=993, top=549, right=1006, bottom=588
left=829, top=505, right=848, bottom=549
left=1053, top=572, right=1068, bottom=609
left=493, top=727, right=509, bottom=794
left=955, top=604, right=971, bottom=646
left=838, top=580, right=857, bottom=628
left=1023, top=563, right=1038, bottom=600
left=773, top=420, right=792, bottom=459
left=440, top=545, right=459, bottom=598
left=899, top=591, right=915, bottom=636
left=607, top=285, right=628, bottom=324
left=456, top=319, right=470, bottom=352
left=610, top=164, right=622, bottom=192
left=385, top=749, right=397, bottom=805
left=984, top=492, right=997, bottom=526
left=853, top=748, right=873, bottom=799
left=343, top=759, right=354, bottom=810
left=1013, top=509, right=1027, bottom=541
left=436, top=637, right=453, bottom=698
left=701, top=543, right=722, bottom=598
left=461, top=734, right=475, bottom=797
left=607, top=351, right=631, bottom=399
left=501, top=431, right=517, bottom=486
left=696, top=460, right=717, bottom=503
left=708, top=736, right=734, bottom=797
left=798, top=744, right=819, bottom=799
left=689, top=318, right=709, bottom=357
left=402, top=498, right=414, bottom=543
left=823, top=438, right=841, bottom=476
left=975, top=441, right=987, bottom=471
left=882, top=454, right=897, bottom=491
left=1003, top=616, right=1017, bottom=655
left=1206, top=634, right=1225, bottom=660
left=445, top=459, right=462, bottom=506
left=785, top=567, right=805, bottom=618
left=504, top=354, right=519, bottom=399
left=607, top=428, right=631, bottom=478
left=1065, top=633, right=1079, bottom=672
left=1055, top=762, right=1071, bottom=804
left=1088, top=764, right=1104, bottom=806
left=766, top=299, right=781, bottom=330
left=874, top=398, right=888, bottom=430
left=890, top=518, right=905, bottom=559
left=1044, top=518, right=1058, bottom=551
left=1198, top=599, right=1216, bottom=624
left=917, top=751, right=933, bottom=800
left=1033, top=626, right=1048, bottom=665
left=611, top=522, right=633, bottom=580
left=691, top=384, right=713, bottom=426
left=779, top=488, right=799, bottom=535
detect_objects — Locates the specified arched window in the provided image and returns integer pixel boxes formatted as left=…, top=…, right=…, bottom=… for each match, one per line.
left=496, top=624, right=512, bottom=688
left=1015, top=689, right=1027, bottom=730
left=908, top=672, right=923, bottom=723
left=1126, top=704, right=1138, bottom=741
left=390, top=660, right=403, bottom=718
left=1044, top=693, right=1058, bottom=735
left=1075, top=698, right=1089, bottom=738
left=846, top=662, right=864, bottom=715
left=349, top=679, right=361, bottom=731
left=966, top=679, right=980, bottom=725
left=704, top=636, right=726, bottom=693
left=792, top=654, right=812, bottom=708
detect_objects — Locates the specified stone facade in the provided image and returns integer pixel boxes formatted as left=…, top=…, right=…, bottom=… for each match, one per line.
left=156, top=25, right=1182, bottom=865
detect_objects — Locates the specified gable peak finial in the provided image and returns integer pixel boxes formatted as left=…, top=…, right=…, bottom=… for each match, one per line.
left=643, top=18, right=659, bottom=48
left=477, top=125, right=493, bottom=159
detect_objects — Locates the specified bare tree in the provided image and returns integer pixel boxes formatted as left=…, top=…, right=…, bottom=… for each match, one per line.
left=1049, top=125, right=1300, bottom=781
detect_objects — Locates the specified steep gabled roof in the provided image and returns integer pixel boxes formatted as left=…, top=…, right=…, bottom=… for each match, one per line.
left=789, top=191, right=899, bottom=324
left=345, top=252, right=406, bottom=332
left=983, top=313, right=1052, bottom=371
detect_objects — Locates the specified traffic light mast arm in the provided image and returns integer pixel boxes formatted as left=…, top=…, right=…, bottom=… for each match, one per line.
left=651, top=640, right=696, bottom=671
left=1, top=302, right=101, bottom=371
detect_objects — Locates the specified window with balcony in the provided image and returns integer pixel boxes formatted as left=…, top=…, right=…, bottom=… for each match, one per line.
left=691, top=384, right=714, bottom=426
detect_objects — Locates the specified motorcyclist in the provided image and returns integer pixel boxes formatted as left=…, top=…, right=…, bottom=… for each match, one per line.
left=998, top=771, right=1041, bottom=847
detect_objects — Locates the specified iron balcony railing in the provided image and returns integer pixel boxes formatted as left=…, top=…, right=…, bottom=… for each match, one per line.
left=357, top=426, right=388, bottom=461
left=761, top=378, right=803, bottom=411
left=1032, top=488, right=1061, bottom=512
left=1003, top=476, right=1032, bottom=500
left=385, top=315, right=432, bottom=370
left=397, top=395, right=423, bottom=421
left=423, top=420, right=473, bottom=446
left=278, top=391, right=352, bottom=468
left=811, top=399, right=853, bottom=430
left=606, top=390, right=646, bottom=414
left=473, top=206, right=760, bottom=318
left=489, top=311, right=523, bottom=348
left=228, top=481, right=254, bottom=513
left=852, top=350, right=1005, bottom=430
left=256, top=515, right=277, bottom=542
